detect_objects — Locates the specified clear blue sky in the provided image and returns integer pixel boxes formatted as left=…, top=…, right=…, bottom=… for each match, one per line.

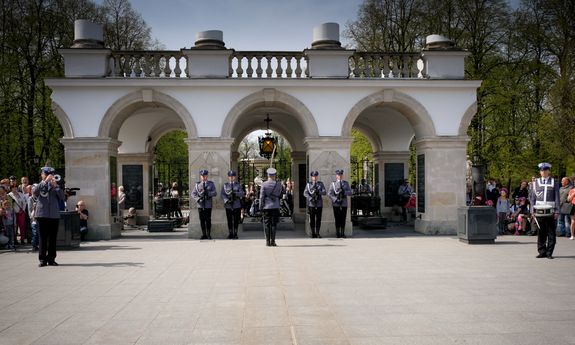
left=120, top=0, right=365, bottom=50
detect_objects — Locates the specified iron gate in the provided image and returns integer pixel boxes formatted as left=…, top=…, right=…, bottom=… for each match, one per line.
left=350, top=158, right=376, bottom=194
left=237, top=158, right=292, bottom=187
left=153, top=159, right=189, bottom=197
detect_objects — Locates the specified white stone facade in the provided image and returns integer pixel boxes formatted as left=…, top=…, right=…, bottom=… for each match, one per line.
left=45, top=21, right=481, bottom=240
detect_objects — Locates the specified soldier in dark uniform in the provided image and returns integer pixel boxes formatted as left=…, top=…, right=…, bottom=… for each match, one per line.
left=328, top=169, right=353, bottom=238
left=304, top=171, right=326, bottom=238
left=191, top=169, right=217, bottom=240
left=221, top=170, right=244, bottom=239
left=260, top=168, right=282, bottom=246
left=530, top=162, right=560, bottom=259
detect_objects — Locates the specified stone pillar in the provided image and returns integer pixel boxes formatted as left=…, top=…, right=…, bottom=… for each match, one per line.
left=304, top=137, right=353, bottom=237
left=372, top=151, right=410, bottom=216
left=60, top=137, right=122, bottom=240
left=59, top=20, right=111, bottom=77
left=182, top=30, right=233, bottom=78
left=421, top=35, right=469, bottom=79
left=304, top=23, right=354, bottom=78
left=291, top=151, right=306, bottom=226
left=230, top=151, right=240, bottom=173
left=117, top=153, right=153, bottom=224
left=414, top=137, right=469, bottom=235
left=186, top=138, right=233, bottom=239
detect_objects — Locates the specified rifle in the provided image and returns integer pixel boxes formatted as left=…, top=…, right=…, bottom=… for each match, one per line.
left=310, top=183, right=320, bottom=204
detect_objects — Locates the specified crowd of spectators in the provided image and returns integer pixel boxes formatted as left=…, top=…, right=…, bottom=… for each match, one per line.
left=468, top=175, right=575, bottom=239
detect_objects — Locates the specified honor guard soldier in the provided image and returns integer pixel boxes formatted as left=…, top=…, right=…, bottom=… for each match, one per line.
left=328, top=169, right=353, bottom=238
left=221, top=170, right=244, bottom=239
left=304, top=171, right=327, bottom=238
left=260, top=167, right=282, bottom=246
left=530, top=162, right=560, bottom=259
left=191, top=169, right=217, bottom=240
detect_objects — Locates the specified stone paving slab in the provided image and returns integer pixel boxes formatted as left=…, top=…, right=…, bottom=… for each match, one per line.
left=0, top=229, right=575, bottom=345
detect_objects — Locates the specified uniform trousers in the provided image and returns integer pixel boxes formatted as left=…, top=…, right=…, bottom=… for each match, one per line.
left=37, top=217, right=59, bottom=263
left=225, top=208, right=241, bottom=235
left=308, top=207, right=322, bottom=235
left=333, top=206, right=347, bottom=237
left=263, top=209, right=279, bottom=245
left=198, top=208, right=212, bottom=238
left=536, top=215, right=556, bottom=256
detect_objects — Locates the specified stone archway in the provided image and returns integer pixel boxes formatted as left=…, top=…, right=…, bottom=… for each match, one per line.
left=221, top=88, right=319, bottom=139
left=342, top=89, right=436, bottom=139
left=51, top=101, right=75, bottom=138
left=458, top=102, right=478, bottom=136
left=99, top=89, right=198, bottom=140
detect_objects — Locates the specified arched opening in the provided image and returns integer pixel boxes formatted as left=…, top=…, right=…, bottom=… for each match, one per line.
left=105, top=91, right=195, bottom=229
left=347, top=91, right=422, bottom=231
left=226, top=90, right=317, bottom=231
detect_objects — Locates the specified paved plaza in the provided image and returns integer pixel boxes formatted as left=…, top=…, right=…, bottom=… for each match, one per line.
left=1, top=227, right=574, bottom=345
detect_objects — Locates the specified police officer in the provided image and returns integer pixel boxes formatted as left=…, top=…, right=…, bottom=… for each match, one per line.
left=191, top=169, right=217, bottom=240
left=328, top=169, right=353, bottom=238
left=260, top=168, right=282, bottom=246
left=530, top=162, right=560, bottom=259
left=221, top=170, right=244, bottom=239
left=32, top=167, right=64, bottom=267
left=304, top=171, right=326, bottom=238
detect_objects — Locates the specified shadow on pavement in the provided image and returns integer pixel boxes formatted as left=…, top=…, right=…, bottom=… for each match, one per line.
left=75, top=245, right=142, bottom=251
left=57, top=262, right=144, bottom=267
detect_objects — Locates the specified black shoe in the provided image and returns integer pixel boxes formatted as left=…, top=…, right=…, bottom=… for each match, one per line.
left=227, top=234, right=233, bottom=239
left=271, top=242, right=277, bottom=247
left=48, top=261, right=59, bottom=266
left=200, top=235, right=207, bottom=240
left=317, top=234, right=322, bottom=238
left=547, top=255, right=554, bottom=259
left=207, top=236, right=212, bottom=240
left=341, top=235, right=347, bottom=238
left=536, top=254, right=546, bottom=258
left=311, top=234, right=316, bottom=238
left=39, top=261, right=47, bottom=267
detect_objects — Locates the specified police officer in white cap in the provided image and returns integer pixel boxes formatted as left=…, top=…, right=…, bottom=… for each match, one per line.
left=221, top=170, right=244, bottom=239
left=260, top=167, right=282, bottom=246
left=191, top=169, right=217, bottom=239
left=328, top=169, right=353, bottom=238
left=530, top=162, right=560, bottom=259
left=304, top=171, right=326, bottom=238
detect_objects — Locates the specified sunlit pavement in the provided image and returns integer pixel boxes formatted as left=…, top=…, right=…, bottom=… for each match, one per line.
left=1, top=227, right=574, bottom=345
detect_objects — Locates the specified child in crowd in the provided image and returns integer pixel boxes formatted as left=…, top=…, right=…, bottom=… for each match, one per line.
left=496, top=188, right=510, bottom=235
left=1, top=199, right=16, bottom=250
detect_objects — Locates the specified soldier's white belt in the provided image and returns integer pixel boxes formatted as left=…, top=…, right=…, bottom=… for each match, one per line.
left=533, top=203, right=554, bottom=216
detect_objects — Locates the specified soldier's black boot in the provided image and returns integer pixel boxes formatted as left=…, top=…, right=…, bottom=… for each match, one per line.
left=207, top=228, right=212, bottom=240
left=233, top=229, right=239, bottom=239
left=316, top=228, right=322, bottom=238
left=227, top=230, right=233, bottom=239
left=271, top=226, right=277, bottom=246
left=201, top=229, right=207, bottom=240
left=265, top=227, right=271, bottom=246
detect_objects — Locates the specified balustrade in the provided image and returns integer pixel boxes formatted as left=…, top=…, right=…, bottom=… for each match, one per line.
left=108, top=51, right=186, bottom=78
left=106, top=50, right=425, bottom=79
left=349, top=52, right=425, bottom=79
left=229, top=52, right=308, bottom=78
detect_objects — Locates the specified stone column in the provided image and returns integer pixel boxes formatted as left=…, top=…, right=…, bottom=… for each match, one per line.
left=60, top=137, right=122, bottom=240
left=230, top=151, right=240, bottom=173
left=117, top=153, right=153, bottom=224
left=186, top=138, right=233, bottom=239
left=304, top=137, right=353, bottom=237
left=290, top=151, right=306, bottom=226
left=414, top=136, right=469, bottom=235
left=372, top=151, right=410, bottom=216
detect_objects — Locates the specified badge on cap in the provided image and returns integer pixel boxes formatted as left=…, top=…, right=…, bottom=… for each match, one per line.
left=267, top=168, right=277, bottom=176
left=227, top=170, right=237, bottom=177
left=41, top=167, right=55, bottom=175
left=310, top=171, right=319, bottom=177
left=537, top=162, right=551, bottom=171
left=335, top=169, right=343, bottom=175
left=199, top=169, right=209, bottom=176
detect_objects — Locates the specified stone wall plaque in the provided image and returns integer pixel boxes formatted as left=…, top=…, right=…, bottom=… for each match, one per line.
left=384, top=163, right=403, bottom=207
left=122, top=164, right=143, bottom=209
